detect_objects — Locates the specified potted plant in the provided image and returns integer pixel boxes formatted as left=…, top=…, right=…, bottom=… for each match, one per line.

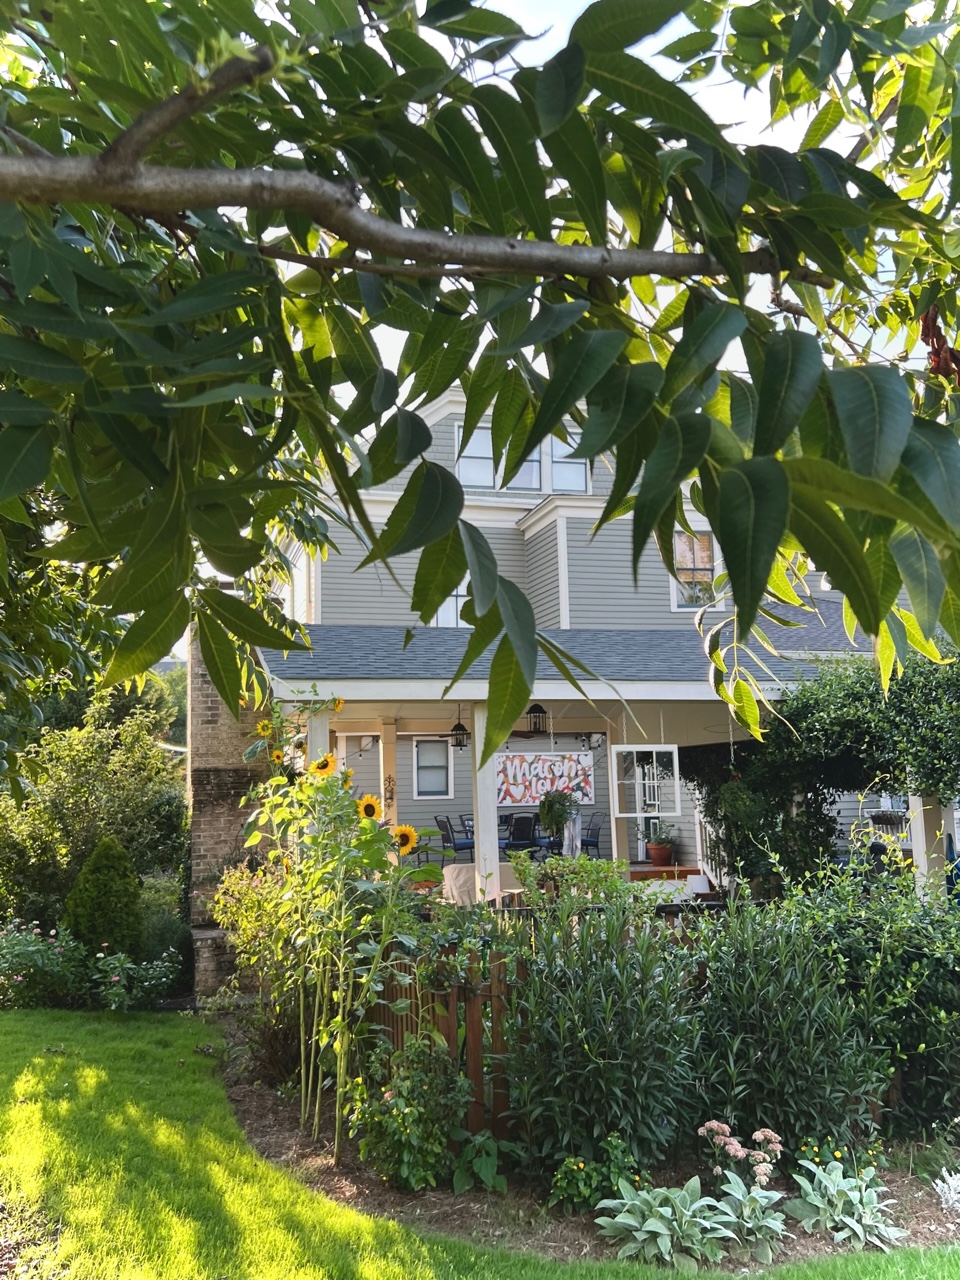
left=539, top=789, right=579, bottom=841
left=644, top=823, right=677, bottom=867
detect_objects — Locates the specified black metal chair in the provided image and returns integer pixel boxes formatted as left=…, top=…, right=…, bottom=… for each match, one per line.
left=582, top=812, right=605, bottom=858
left=458, top=814, right=474, bottom=839
left=532, top=819, right=562, bottom=859
left=505, top=812, right=539, bottom=853
left=435, top=815, right=474, bottom=862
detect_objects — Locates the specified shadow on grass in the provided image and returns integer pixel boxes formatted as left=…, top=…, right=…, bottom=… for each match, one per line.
left=0, top=1011, right=637, bottom=1280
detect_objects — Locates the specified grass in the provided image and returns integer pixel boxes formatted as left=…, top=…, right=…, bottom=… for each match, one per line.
left=0, top=1010, right=958, bottom=1280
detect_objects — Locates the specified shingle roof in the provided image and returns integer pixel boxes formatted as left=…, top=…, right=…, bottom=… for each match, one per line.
left=261, top=599, right=865, bottom=687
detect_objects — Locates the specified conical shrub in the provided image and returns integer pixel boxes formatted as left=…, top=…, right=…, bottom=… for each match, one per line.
left=62, top=835, right=142, bottom=956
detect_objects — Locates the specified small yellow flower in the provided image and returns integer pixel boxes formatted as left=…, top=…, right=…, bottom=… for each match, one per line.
left=333, top=697, right=345, bottom=713
left=578, top=1162, right=585, bottom=1169
left=813, top=1147, right=819, bottom=1153
left=256, top=720, right=273, bottom=738
left=392, top=824, right=418, bottom=854
left=270, top=748, right=284, bottom=766
left=342, top=768, right=355, bottom=789
left=358, top=794, right=382, bottom=822
left=834, top=1150, right=842, bottom=1159
left=308, top=753, right=337, bottom=778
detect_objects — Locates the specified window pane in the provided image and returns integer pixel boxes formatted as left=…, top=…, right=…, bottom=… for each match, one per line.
left=458, top=428, right=495, bottom=488
left=506, top=455, right=541, bottom=490
left=551, top=437, right=587, bottom=493
left=434, top=597, right=459, bottom=627
left=416, top=740, right=449, bottom=796
left=673, top=531, right=715, bottom=606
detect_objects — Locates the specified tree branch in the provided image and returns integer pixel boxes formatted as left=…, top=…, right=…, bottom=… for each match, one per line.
left=0, top=154, right=841, bottom=288
left=99, top=46, right=275, bottom=171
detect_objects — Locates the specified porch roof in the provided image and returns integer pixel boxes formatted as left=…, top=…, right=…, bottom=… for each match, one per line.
left=260, top=601, right=860, bottom=695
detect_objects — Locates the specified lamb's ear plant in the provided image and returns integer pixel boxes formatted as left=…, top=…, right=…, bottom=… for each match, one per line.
left=716, top=1170, right=789, bottom=1265
left=785, top=1160, right=907, bottom=1251
left=595, top=1176, right=738, bottom=1273
left=933, top=1168, right=960, bottom=1218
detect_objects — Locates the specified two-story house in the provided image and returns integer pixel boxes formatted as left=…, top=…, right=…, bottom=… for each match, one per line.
left=206, top=388, right=865, bottom=906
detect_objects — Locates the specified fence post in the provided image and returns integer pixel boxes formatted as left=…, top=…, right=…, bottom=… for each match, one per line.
left=489, top=950, right=509, bottom=1139
left=463, top=950, right=485, bottom=1134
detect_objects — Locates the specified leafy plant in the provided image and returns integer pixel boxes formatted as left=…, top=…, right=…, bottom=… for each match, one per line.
left=595, top=1176, right=737, bottom=1272
left=451, top=1129, right=515, bottom=1195
left=698, top=1120, right=783, bottom=1187
left=549, top=1132, right=650, bottom=1214
left=785, top=1160, right=907, bottom=1251
left=351, top=1033, right=472, bottom=1192
left=90, top=945, right=181, bottom=1012
left=538, top=791, right=579, bottom=840
left=62, top=835, right=142, bottom=956
left=0, top=921, right=88, bottom=1009
left=716, top=1170, right=789, bottom=1265
left=932, top=1169, right=960, bottom=1217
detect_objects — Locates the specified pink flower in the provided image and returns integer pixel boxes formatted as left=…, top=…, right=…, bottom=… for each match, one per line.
left=13, top=976, right=22, bottom=982
left=111, top=976, right=121, bottom=983
left=753, top=1162, right=774, bottom=1186
left=383, top=1090, right=394, bottom=1101
left=32, top=928, right=41, bottom=935
left=712, top=1165, right=722, bottom=1177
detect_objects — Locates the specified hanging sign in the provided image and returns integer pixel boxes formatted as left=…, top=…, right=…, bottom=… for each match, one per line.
left=495, top=752, right=594, bottom=807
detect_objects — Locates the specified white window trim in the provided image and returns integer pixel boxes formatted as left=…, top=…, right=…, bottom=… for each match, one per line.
left=668, top=530, right=726, bottom=614
left=611, top=744, right=682, bottom=818
left=455, top=422, right=591, bottom=497
left=412, top=736, right=455, bottom=800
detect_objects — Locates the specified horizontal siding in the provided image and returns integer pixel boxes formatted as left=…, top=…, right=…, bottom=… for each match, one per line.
left=485, top=526, right=527, bottom=592
left=589, top=452, right=615, bottom=498
left=525, top=525, right=560, bottom=628
left=567, top=518, right=698, bottom=629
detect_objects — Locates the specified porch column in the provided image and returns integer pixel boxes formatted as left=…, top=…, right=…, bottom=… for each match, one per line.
left=907, top=793, right=946, bottom=893
left=379, top=720, right=398, bottom=825
left=307, top=709, right=330, bottom=764
left=470, top=702, right=501, bottom=902
left=607, top=722, right=631, bottom=867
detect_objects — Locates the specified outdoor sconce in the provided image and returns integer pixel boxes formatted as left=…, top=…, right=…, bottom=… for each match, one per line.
left=526, top=703, right=547, bottom=734
left=383, top=774, right=396, bottom=804
left=450, top=703, right=469, bottom=751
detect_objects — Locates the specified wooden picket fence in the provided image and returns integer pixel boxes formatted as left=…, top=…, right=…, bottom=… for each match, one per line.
left=374, top=949, right=517, bottom=1137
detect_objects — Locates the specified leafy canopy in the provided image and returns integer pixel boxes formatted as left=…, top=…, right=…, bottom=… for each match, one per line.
left=1, top=0, right=960, bottom=769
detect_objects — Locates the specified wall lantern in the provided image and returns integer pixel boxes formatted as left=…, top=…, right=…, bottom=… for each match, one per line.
left=450, top=704, right=469, bottom=752
left=526, top=703, right=548, bottom=734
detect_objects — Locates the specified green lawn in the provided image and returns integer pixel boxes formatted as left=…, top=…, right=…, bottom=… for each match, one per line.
left=1, top=1011, right=958, bottom=1280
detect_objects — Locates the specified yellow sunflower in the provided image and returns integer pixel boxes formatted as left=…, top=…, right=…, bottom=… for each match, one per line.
left=256, top=720, right=273, bottom=739
left=270, top=749, right=285, bottom=766
left=392, top=824, right=418, bottom=854
left=333, top=697, right=345, bottom=713
left=358, top=794, right=382, bottom=822
left=308, top=753, right=337, bottom=778
left=342, top=768, right=355, bottom=789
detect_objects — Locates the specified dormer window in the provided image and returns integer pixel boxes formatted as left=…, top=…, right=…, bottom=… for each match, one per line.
left=673, top=531, right=716, bottom=607
left=456, top=425, right=540, bottom=491
left=551, top=434, right=587, bottom=493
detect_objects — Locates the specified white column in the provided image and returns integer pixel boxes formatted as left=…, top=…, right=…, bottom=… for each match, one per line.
left=307, top=709, right=330, bottom=764
left=470, top=701, right=501, bottom=902
left=907, top=793, right=945, bottom=894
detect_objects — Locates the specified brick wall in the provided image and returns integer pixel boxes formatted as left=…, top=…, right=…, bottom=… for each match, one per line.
left=187, top=637, right=267, bottom=926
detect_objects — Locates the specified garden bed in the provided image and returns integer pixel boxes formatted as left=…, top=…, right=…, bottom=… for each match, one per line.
left=225, top=1068, right=960, bottom=1272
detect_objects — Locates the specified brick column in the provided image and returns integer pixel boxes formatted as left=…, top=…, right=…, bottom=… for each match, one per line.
left=187, top=637, right=267, bottom=926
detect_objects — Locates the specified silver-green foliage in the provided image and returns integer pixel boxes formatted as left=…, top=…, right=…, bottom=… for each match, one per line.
left=785, top=1160, right=908, bottom=1251
left=716, top=1170, right=789, bottom=1265
left=595, top=1176, right=737, bottom=1273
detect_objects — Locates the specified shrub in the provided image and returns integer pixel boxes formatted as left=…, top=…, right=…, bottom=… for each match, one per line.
left=0, top=921, right=88, bottom=1008
left=351, top=1034, right=473, bottom=1191
left=140, top=871, right=193, bottom=991
left=62, top=835, right=142, bottom=956
left=549, top=1133, right=650, bottom=1214
left=785, top=1160, right=907, bottom=1251
left=90, top=945, right=181, bottom=1012
left=689, top=902, right=888, bottom=1154
left=507, top=899, right=698, bottom=1172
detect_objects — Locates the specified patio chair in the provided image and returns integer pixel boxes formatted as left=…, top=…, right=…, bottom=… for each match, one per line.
left=435, top=815, right=474, bottom=862
left=532, top=819, right=562, bottom=859
left=581, top=812, right=605, bottom=858
left=505, top=812, right=539, bottom=855
left=458, top=814, right=474, bottom=839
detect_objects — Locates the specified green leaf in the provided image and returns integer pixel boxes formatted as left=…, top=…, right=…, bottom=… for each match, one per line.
left=585, top=53, right=735, bottom=158
left=893, top=44, right=947, bottom=159
left=375, top=461, right=465, bottom=560
left=632, top=413, right=711, bottom=569
left=518, top=329, right=628, bottom=471
left=535, top=43, right=585, bottom=135
left=899, top=420, right=960, bottom=529
left=0, top=390, right=55, bottom=427
left=828, top=367, right=913, bottom=483
left=0, top=333, right=84, bottom=383
left=574, top=362, right=664, bottom=457
left=329, top=309, right=381, bottom=388
left=494, top=301, right=588, bottom=355
left=715, top=458, right=790, bottom=633
left=799, top=99, right=844, bottom=150
left=889, top=529, right=945, bottom=639
left=789, top=486, right=881, bottom=635
left=753, top=330, right=823, bottom=456
left=481, top=636, right=532, bottom=764
left=866, top=539, right=902, bottom=618
left=198, top=587, right=310, bottom=651
left=411, top=527, right=467, bottom=624
left=471, top=85, right=550, bottom=238
left=173, top=383, right=278, bottom=408
left=0, top=426, right=52, bottom=499
left=435, top=104, right=506, bottom=234
left=661, top=304, right=747, bottom=405
left=497, top=576, right=538, bottom=684
left=428, top=7, right=525, bottom=43
left=197, top=610, right=242, bottom=717
left=542, top=110, right=609, bottom=245
left=104, top=594, right=189, bottom=685
left=571, top=0, right=692, bottom=52
left=444, top=597, right=504, bottom=695
left=459, top=521, right=499, bottom=615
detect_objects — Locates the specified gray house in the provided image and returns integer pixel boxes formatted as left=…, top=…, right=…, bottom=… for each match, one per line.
left=232, top=389, right=887, bottom=905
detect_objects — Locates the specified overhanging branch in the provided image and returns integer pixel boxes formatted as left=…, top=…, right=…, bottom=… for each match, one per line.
left=0, top=154, right=834, bottom=286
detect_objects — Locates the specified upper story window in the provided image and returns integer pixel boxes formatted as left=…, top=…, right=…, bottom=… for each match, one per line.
left=551, top=435, right=588, bottom=493
left=673, top=531, right=716, bottom=607
left=457, top=426, right=540, bottom=491
left=414, top=738, right=453, bottom=798
left=431, top=575, right=471, bottom=627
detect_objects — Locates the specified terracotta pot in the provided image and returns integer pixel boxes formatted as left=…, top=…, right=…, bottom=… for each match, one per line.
left=646, top=843, right=673, bottom=867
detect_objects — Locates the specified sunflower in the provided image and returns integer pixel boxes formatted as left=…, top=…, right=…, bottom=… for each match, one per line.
left=333, top=697, right=345, bottom=713
left=392, top=824, right=418, bottom=854
left=358, top=794, right=382, bottom=822
left=308, top=753, right=337, bottom=778
left=342, top=768, right=355, bottom=789
left=256, top=720, right=273, bottom=739
left=270, top=748, right=285, bottom=766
